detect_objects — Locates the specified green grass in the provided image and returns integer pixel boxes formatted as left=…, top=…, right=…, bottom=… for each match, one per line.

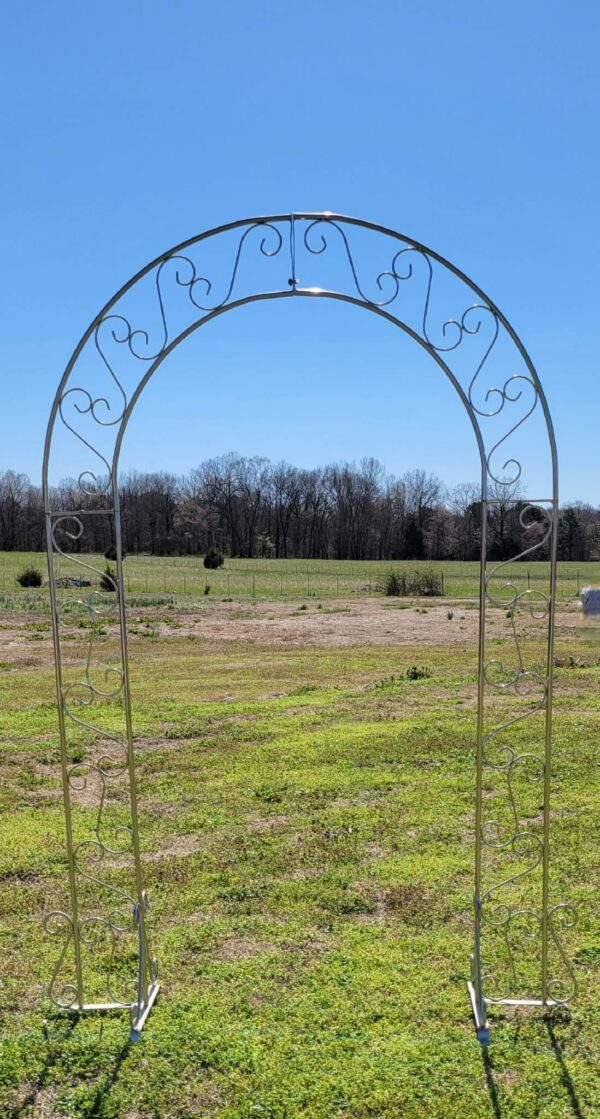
left=0, top=599, right=598, bottom=1117
left=0, top=551, right=597, bottom=602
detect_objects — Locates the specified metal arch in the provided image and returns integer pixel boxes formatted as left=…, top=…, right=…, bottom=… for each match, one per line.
left=42, top=212, right=572, bottom=1044
left=43, top=212, right=558, bottom=493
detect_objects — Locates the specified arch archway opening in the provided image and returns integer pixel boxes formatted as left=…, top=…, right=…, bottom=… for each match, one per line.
left=42, top=213, right=571, bottom=1043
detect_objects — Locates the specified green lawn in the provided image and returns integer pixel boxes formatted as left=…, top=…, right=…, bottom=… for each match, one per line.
left=0, top=594, right=598, bottom=1118
left=1, top=551, right=598, bottom=601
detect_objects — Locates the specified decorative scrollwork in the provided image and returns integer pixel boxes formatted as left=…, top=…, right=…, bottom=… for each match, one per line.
left=56, top=222, right=286, bottom=504
left=483, top=906, right=543, bottom=1004
left=476, top=495, right=577, bottom=1004
left=47, top=506, right=146, bottom=1009
left=303, top=218, right=404, bottom=307
left=484, top=376, right=538, bottom=485
left=302, top=217, right=499, bottom=355
left=69, top=762, right=131, bottom=852
left=157, top=221, right=284, bottom=316
left=486, top=506, right=554, bottom=606
left=298, top=216, right=542, bottom=493
left=55, top=397, right=114, bottom=498
left=547, top=904, right=578, bottom=1003
left=49, top=215, right=548, bottom=510
left=44, top=910, right=78, bottom=1009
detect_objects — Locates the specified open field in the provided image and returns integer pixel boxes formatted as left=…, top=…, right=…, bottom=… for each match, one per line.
left=2, top=552, right=599, bottom=601
left=0, top=589, right=598, bottom=1118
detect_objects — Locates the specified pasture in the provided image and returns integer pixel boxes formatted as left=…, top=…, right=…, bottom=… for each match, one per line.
left=1, top=551, right=598, bottom=601
left=0, top=567, right=598, bottom=1118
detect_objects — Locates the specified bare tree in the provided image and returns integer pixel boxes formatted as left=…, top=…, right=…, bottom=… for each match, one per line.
left=7, top=460, right=598, bottom=562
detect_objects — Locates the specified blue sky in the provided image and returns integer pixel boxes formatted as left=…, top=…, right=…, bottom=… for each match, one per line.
left=1, top=1, right=598, bottom=501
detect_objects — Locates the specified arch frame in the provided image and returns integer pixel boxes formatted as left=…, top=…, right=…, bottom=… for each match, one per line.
left=41, top=213, right=574, bottom=1043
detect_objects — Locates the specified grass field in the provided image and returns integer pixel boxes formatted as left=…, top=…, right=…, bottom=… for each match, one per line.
left=1, top=551, right=599, bottom=601
left=0, top=581, right=598, bottom=1117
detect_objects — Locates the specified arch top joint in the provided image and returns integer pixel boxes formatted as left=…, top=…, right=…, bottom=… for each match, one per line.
left=288, top=212, right=299, bottom=292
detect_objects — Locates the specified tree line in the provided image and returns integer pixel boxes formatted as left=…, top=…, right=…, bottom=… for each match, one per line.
left=1, top=457, right=598, bottom=562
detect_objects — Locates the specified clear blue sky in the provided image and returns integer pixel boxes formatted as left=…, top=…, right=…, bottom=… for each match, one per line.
left=1, top=1, right=597, bottom=502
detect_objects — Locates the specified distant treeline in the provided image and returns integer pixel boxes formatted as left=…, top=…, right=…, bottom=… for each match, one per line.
left=1, top=457, right=598, bottom=562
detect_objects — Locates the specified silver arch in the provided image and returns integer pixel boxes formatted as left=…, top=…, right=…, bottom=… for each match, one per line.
left=42, top=213, right=573, bottom=1042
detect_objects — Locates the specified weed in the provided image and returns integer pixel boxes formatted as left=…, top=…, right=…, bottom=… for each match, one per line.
left=383, top=570, right=405, bottom=596
left=100, top=565, right=117, bottom=592
left=375, top=665, right=432, bottom=688
left=382, top=568, right=443, bottom=597
left=204, top=547, right=224, bottom=569
left=16, top=567, right=42, bottom=588
left=405, top=664, right=432, bottom=680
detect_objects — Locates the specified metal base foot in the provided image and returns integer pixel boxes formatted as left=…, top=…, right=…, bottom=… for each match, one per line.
left=130, top=981, right=160, bottom=1042
left=467, top=980, right=490, bottom=1045
left=63, top=982, right=160, bottom=1040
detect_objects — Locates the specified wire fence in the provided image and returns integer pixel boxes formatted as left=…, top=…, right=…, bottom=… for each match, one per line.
left=117, top=566, right=586, bottom=600
left=0, top=554, right=594, bottom=602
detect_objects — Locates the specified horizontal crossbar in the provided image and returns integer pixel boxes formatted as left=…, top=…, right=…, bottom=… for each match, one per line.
left=62, top=981, right=160, bottom=1042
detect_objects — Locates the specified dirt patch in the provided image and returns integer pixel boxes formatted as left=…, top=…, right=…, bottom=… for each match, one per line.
left=126, top=597, right=574, bottom=649
left=104, top=832, right=206, bottom=870
left=493, top=1067, right=521, bottom=1090
left=0, top=598, right=578, bottom=654
left=216, top=936, right=277, bottom=961
left=355, top=882, right=437, bottom=925
left=246, top=814, right=291, bottom=834
left=143, top=834, right=205, bottom=861
left=5, top=1084, right=59, bottom=1118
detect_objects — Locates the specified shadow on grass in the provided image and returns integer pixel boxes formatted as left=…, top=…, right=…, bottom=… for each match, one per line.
left=546, top=1020, right=586, bottom=1119
left=9, top=1016, right=77, bottom=1117
left=9, top=1015, right=132, bottom=1119
left=482, top=1048, right=502, bottom=1119
left=481, top=1016, right=587, bottom=1119
left=87, top=1027, right=132, bottom=1119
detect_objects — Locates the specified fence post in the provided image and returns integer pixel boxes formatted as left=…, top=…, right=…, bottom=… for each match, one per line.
left=441, top=572, right=445, bottom=595
left=307, top=573, right=310, bottom=596
left=527, top=569, right=531, bottom=589
left=577, top=570, right=580, bottom=595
